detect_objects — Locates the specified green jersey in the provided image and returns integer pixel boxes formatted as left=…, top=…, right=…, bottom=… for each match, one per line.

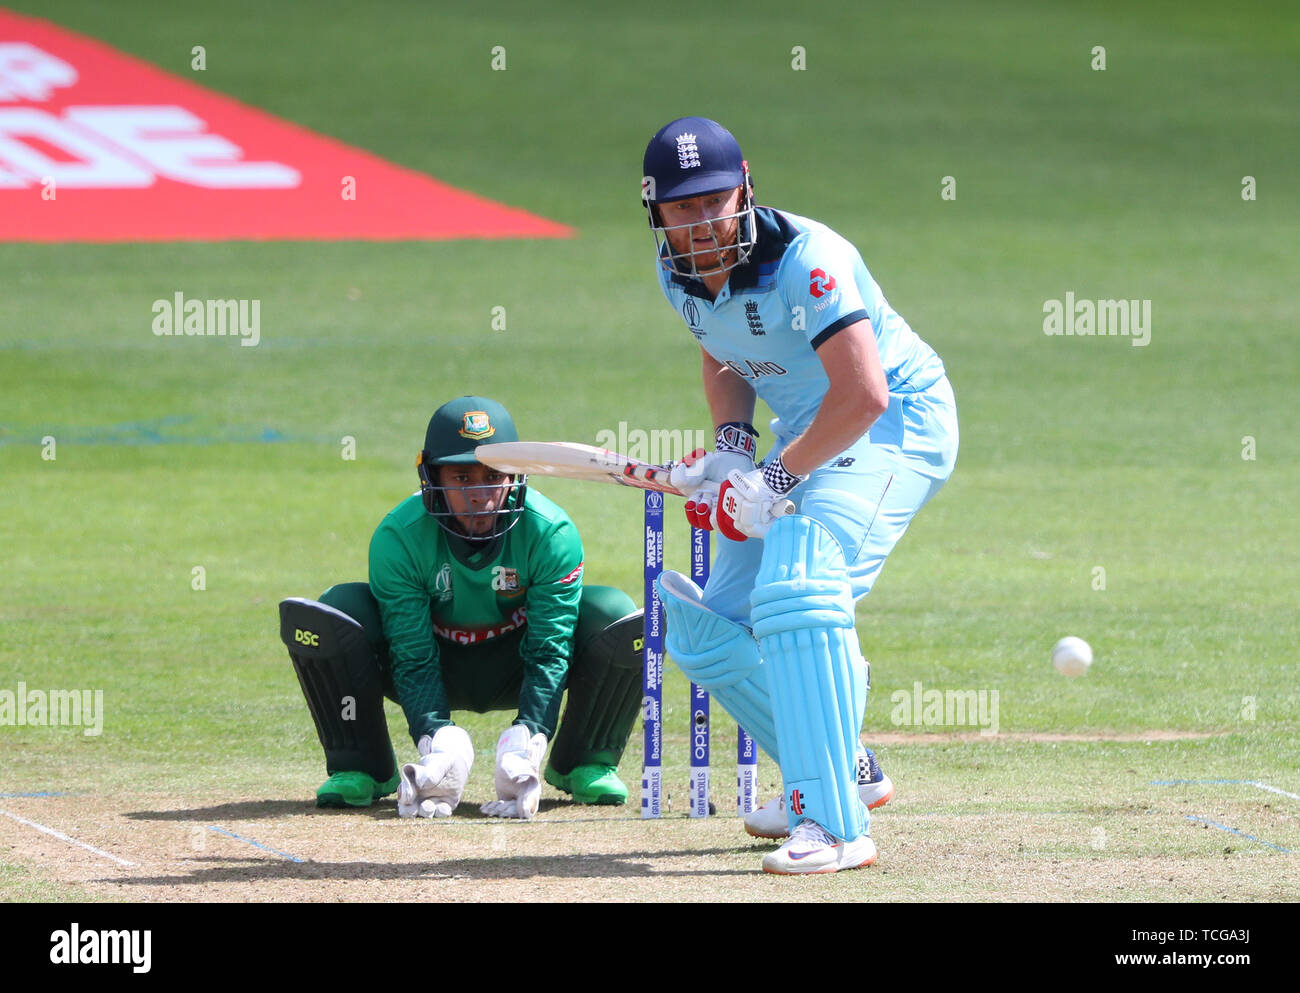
left=368, top=488, right=584, bottom=739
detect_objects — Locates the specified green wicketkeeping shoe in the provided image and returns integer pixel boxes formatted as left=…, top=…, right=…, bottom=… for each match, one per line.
left=544, top=764, right=629, bottom=806
left=316, top=768, right=401, bottom=808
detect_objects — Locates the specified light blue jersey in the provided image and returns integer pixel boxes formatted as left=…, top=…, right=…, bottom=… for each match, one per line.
left=656, top=207, right=947, bottom=437
left=655, top=204, right=959, bottom=620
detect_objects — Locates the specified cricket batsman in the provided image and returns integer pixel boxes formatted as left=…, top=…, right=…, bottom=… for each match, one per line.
left=642, top=118, right=959, bottom=873
left=279, top=396, right=644, bottom=818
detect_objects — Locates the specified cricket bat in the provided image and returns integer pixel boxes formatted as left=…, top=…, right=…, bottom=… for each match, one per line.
left=475, top=441, right=795, bottom=514
left=474, top=441, right=683, bottom=494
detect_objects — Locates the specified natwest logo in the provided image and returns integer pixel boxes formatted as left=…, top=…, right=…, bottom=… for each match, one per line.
left=809, top=268, right=837, bottom=299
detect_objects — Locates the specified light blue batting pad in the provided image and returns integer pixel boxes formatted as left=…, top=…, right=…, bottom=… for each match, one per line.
left=750, top=515, right=868, bottom=842
left=656, top=571, right=779, bottom=762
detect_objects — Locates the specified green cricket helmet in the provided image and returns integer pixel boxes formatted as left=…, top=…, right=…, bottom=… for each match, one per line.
left=417, top=396, right=527, bottom=542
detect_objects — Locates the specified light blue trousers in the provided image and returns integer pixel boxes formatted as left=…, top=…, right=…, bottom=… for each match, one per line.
left=703, top=376, right=959, bottom=622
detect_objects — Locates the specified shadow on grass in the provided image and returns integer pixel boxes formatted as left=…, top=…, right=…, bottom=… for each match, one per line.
left=125, top=797, right=588, bottom=821
left=99, top=846, right=759, bottom=884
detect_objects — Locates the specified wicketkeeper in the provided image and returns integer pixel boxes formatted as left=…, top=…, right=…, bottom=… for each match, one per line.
left=279, top=396, right=644, bottom=818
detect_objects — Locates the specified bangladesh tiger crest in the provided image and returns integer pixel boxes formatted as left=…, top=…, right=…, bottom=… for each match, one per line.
left=459, top=411, right=495, bottom=440
left=492, top=566, right=521, bottom=593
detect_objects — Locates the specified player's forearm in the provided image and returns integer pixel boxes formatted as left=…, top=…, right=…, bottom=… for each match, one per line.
left=518, top=568, right=581, bottom=737
left=515, top=657, right=567, bottom=738
left=515, top=648, right=570, bottom=737
left=390, top=654, right=453, bottom=741
left=778, top=320, right=889, bottom=477
left=371, top=572, right=452, bottom=738
left=700, top=350, right=756, bottom=428
left=778, top=388, right=885, bottom=477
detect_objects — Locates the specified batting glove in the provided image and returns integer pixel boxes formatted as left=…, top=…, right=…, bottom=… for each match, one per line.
left=480, top=724, right=548, bottom=820
left=716, top=458, right=804, bottom=540
left=668, top=422, right=759, bottom=492
left=683, top=479, right=722, bottom=531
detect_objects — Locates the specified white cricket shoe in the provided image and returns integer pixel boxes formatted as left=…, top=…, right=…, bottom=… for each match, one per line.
left=744, top=748, right=894, bottom=839
left=743, top=795, right=792, bottom=839
left=761, top=819, right=878, bottom=875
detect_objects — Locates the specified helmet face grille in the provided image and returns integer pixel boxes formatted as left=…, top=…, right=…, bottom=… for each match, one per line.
left=418, top=460, right=528, bottom=542
left=647, top=184, right=757, bottom=279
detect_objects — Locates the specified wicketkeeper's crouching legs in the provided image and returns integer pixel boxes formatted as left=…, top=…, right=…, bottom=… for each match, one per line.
left=544, top=585, right=645, bottom=805
left=279, top=591, right=400, bottom=807
left=281, top=583, right=644, bottom=809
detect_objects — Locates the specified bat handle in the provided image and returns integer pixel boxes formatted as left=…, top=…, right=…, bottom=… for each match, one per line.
left=777, top=499, right=796, bottom=516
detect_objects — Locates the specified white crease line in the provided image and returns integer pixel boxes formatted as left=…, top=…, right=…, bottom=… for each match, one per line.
left=0, top=807, right=137, bottom=867
left=1151, top=779, right=1300, bottom=802
left=1250, top=781, right=1300, bottom=801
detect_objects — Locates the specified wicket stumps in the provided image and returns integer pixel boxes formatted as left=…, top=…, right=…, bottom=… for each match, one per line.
left=642, top=491, right=665, bottom=818
left=688, top=525, right=710, bottom=818
left=642, top=490, right=760, bottom=819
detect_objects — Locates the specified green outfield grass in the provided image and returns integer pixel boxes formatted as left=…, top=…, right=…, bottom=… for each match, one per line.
left=1, top=0, right=1296, bottom=901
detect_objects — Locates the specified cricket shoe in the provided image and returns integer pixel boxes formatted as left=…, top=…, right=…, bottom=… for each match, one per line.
left=316, top=768, right=401, bottom=808
left=761, top=819, right=878, bottom=875
left=544, top=763, right=629, bottom=805
left=744, top=747, right=894, bottom=839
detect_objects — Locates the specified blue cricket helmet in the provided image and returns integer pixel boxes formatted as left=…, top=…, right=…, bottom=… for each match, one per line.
left=641, top=116, right=757, bottom=277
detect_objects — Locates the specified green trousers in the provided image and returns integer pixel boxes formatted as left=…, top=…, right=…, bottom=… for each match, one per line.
left=318, top=582, right=643, bottom=775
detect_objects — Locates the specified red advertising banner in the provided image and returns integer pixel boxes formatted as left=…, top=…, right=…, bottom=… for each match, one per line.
left=0, top=10, right=573, bottom=241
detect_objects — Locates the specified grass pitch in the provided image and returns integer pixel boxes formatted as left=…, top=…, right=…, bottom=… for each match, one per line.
left=1, top=0, right=1297, bottom=901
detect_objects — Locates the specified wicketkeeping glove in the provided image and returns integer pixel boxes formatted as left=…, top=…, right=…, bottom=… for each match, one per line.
left=480, top=724, right=548, bottom=820
left=397, top=725, right=475, bottom=819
